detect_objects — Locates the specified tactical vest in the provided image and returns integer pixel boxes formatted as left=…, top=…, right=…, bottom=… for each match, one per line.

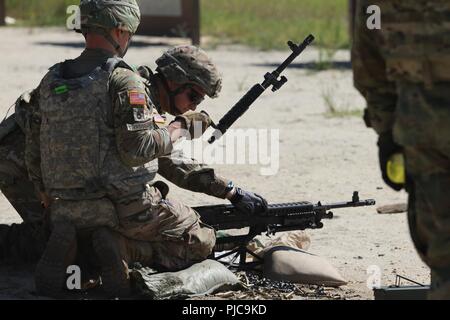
left=378, top=1, right=450, bottom=85
left=39, top=58, right=158, bottom=199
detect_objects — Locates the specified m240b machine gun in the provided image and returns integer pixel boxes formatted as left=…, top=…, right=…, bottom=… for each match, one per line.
left=194, top=192, right=375, bottom=269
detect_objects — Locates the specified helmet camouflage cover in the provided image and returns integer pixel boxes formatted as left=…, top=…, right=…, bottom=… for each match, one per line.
left=156, top=46, right=222, bottom=98
left=79, top=0, right=141, bottom=34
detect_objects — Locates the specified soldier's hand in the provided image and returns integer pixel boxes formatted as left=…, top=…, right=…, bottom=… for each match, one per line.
left=229, top=187, right=268, bottom=215
left=377, top=131, right=404, bottom=191
left=173, top=110, right=212, bottom=139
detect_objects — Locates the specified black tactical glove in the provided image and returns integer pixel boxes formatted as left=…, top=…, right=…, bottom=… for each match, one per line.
left=230, top=187, right=268, bottom=215
left=377, top=131, right=404, bottom=191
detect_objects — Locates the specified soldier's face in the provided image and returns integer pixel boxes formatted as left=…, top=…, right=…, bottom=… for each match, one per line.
left=115, top=29, right=133, bottom=57
left=172, top=84, right=206, bottom=114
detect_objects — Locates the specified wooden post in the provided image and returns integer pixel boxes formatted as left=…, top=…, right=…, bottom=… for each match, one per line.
left=136, top=0, right=200, bottom=45
left=348, top=0, right=356, bottom=43
left=191, top=0, right=200, bottom=45
left=0, top=0, right=6, bottom=26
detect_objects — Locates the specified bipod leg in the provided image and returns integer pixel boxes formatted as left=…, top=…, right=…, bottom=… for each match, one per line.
left=236, top=246, right=264, bottom=271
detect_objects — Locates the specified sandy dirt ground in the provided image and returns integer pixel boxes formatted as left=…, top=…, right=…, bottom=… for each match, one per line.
left=0, top=27, right=430, bottom=300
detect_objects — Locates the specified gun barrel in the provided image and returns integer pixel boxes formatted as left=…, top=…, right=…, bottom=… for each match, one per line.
left=274, top=34, right=315, bottom=76
left=316, top=199, right=376, bottom=211
left=208, top=35, right=314, bottom=144
left=208, top=83, right=265, bottom=143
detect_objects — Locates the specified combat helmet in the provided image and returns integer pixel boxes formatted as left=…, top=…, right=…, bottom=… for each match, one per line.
left=79, top=0, right=140, bottom=34
left=155, top=46, right=222, bottom=98
left=78, top=0, right=141, bottom=56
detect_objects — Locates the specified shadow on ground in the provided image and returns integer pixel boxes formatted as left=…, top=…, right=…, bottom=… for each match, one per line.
left=252, top=61, right=352, bottom=71
left=34, top=40, right=170, bottom=49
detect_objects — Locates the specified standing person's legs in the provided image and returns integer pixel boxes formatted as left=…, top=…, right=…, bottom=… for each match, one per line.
left=405, top=147, right=450, bottom=299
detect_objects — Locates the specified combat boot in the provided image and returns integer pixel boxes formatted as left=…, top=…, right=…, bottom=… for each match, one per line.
left=34, top=221, right=77, bottom=298
left=92, top=228, right=154, bottom=298
left=92, top=227, right=131, bottom=298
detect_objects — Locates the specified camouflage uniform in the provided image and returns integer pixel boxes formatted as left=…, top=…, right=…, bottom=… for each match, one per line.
left=352, top=0, right=450, bottom=299
left=23, top=51, right=223, bottom=271
left=0, top=93, right=48, bottom=263
left=20, top=0, right=224, bottom=298
left=0, top=51, right=229, bottom=269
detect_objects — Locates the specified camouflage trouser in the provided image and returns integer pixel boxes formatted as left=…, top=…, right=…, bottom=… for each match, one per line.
left=50, top=197, right=119, bottom=230
left=113, top=184, right=216, bottom=271
left=0, top=127, right=47, bottom=263
left=394, top=82, right=450, bottom=299
left=405, top=148, right=450, bottom=300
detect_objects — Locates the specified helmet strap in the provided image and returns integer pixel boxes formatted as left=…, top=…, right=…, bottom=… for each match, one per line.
left=102, top=30, right=126, bottom=57
left=86, top=27, right=128, bottom=57
left=157, top=72, right=185, bottom=116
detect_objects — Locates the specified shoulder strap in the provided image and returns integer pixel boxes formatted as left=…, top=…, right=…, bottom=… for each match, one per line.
left=103, top=57, right=134, bottom=73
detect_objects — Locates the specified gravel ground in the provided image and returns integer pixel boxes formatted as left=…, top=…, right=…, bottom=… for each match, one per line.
left=0, top=27, right=430, bottom=300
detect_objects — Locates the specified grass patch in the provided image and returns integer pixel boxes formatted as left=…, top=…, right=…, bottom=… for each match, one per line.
left=321, top=84, right=363, bottom=118
left=202, top=0, right=350, bottom=50
left=324, top=107, right=363, bottom=118
left=5, top=0, right=76, bottom=26
left=4, top=0, right=350, bottom=51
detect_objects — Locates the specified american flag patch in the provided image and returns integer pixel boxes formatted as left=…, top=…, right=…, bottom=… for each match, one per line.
left=129, top=90, right=146, bottom=106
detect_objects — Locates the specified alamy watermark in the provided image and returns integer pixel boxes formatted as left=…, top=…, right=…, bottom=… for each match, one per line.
left=171, top=126, right=280, bottom=176
left=366, top=5, right=381, bottom=30
left=66, top=265, right=81, bottom=290
left=66, top=5, right=81, bottom=30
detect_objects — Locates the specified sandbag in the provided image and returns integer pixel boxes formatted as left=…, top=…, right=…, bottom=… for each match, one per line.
left=246, top=231, right=311, bottom=261
left=263, top=246, right=347, bottom=287
left=130, top=259, right=242, bottom=299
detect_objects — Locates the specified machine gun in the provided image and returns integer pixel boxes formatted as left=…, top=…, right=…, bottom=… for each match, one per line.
left=208, top=34, right=315, bottom=144
left=194, top=192, right=375, bottom=269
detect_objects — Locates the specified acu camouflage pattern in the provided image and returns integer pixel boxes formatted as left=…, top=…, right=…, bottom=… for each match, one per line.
left=109, top=65, right=173, bottom=168
left=352, top=0, right=450, bottom=299
left=158, top=150, right=231, bottom=199
left=138, top=64, right=231, bottom=199
left=0, top=124, right=43, bottom=224
left=0, top=91, right=46, bottom=224
left=156, top=46, right=222, bottom=98
left=26, top=49, right=217, bottom=267
left=0, top=122, right=48, bottom=264
left=0, top=94, right=48, bottom=263
left=79, top=0, right=141, bottom=34
left=114, top=183, right=215, bottom=271
left=38, top=59, right=160, bottom=202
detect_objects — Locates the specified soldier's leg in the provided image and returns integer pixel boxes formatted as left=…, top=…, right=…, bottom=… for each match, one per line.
left=35, top=198, right=119, bottom=297
left=144, top=198, right=215, bottom=271
left=115, top=184, right=216, bottom=271
left=405, top=147, right=450, bottom=299
left=34, top=220, right=78, bottom=297
left=91, top=227, right=132, bottom=298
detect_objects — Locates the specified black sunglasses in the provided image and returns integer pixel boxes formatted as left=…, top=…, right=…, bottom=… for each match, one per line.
left=187, top=87, right=205, bottom=105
